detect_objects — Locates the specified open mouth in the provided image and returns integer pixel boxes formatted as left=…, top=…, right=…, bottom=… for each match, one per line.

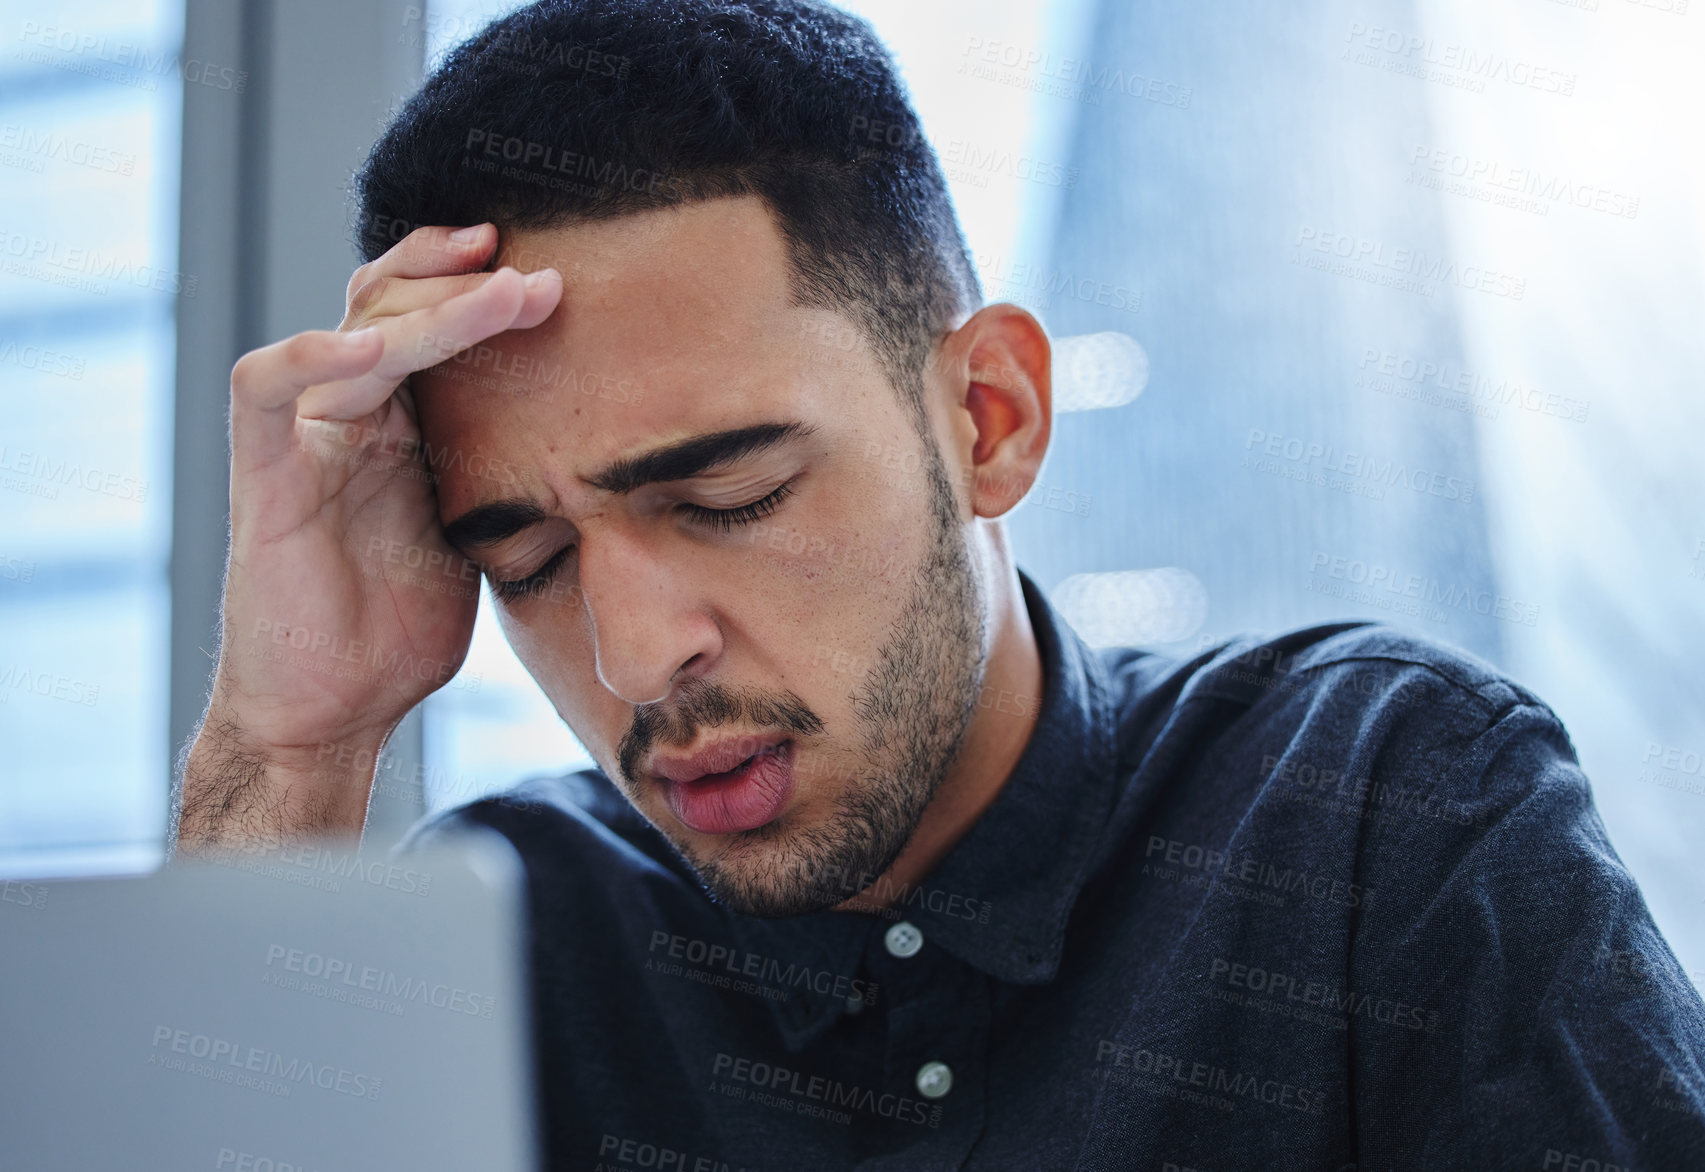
left=689, top=747, right=766, bottom=784
left=661, top=740, right=797, bottom=835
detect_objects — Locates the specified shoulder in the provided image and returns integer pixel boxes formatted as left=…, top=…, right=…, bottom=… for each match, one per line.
left=1102, top=622, right=1583, bottom=812
left=1176, top=621, right=1565, bottom=733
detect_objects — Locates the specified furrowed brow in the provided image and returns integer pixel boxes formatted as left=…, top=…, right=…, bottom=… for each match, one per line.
left=585, top=421, right=816, bottom=495
left=441, top=499, right=549, bottom=551
left=440, top=421, right=815, bottom=551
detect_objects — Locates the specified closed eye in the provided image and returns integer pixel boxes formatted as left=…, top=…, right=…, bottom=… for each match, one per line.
left=488, top=479, right=797, bottom=604
left=676, top=479, right=795, bottom=534
left=489, top=545, right=575, bottom=604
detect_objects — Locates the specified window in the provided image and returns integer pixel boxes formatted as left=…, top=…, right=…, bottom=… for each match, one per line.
left=0, top=0, right=185, bottom=877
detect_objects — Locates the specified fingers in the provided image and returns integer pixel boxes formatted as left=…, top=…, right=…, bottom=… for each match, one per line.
left=229, top=224, right=563, bottom=477
left=231, top=328, right=385, bottom=469
left=346, top=266, right=562, bottom=331
left=346, top=224, right=497, bottom=300
left=297, top=266, right=559, bottom=420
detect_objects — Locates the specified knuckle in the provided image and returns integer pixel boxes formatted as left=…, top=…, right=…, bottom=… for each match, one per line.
left=280, top=331, right=323, bottom=372
left=229, top=349, right=260, bottom=397
left=346, top=275, right=392, bottom=319
left=346, top=261, right=374, bottom=300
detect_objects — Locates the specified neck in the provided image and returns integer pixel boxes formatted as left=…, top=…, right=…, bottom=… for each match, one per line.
left=834, top=558, right=1043, bottom=914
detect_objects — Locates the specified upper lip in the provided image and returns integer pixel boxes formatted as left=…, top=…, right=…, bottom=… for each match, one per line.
left=650, top=733, right=790, bottom=785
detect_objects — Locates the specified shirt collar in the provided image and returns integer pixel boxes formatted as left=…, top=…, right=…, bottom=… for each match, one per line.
left=723, top=567, right=1121, bottom=1048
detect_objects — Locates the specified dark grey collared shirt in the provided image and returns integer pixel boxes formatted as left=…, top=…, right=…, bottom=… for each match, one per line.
left=397, top=569, right=1705, bottom=1170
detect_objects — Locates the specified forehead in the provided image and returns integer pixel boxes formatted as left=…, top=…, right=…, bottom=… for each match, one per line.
left=501, top=194, right=795, bottom=339
left=411, top=195, right=882, bottom=512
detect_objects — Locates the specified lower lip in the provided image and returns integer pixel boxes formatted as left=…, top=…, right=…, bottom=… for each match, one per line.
left=664, top=742, right=797, bottom=835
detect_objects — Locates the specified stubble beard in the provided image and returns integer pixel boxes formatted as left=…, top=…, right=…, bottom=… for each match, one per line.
left=680, top=443, right=988, bottom=918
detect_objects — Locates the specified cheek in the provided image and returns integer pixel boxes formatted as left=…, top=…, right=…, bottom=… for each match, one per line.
left=738, top=476, right=920, bottom=617
left=496, top=601, right=616, bottom=740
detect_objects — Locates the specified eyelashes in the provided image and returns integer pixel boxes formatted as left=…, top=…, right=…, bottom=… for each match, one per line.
left=673, top=479, right=795, bottom=533
left=487, top=479, right=798, bottom=603
left=489, top=544, right=574, bottom=604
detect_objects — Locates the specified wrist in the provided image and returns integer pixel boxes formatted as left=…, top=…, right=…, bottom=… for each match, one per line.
left=173, top=709, right=396, bottom=855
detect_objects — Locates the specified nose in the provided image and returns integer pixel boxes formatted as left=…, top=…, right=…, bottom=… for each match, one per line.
left=577, top=522, right=722, bottom=705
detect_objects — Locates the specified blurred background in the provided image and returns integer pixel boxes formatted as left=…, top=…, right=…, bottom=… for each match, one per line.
left=1, top=0, right=1701, bottom=989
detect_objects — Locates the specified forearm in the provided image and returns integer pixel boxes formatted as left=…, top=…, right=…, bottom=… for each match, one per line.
left=169, top=710, right=384, bottom=857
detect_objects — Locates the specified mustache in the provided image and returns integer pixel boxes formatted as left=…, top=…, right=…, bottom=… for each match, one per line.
left=617, top=679, right=824, bottom=783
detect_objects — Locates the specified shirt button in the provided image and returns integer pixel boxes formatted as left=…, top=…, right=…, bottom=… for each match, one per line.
left=884, top=920, right=924, bottom=958
left=915, top=1061, right=953, bottom=1099
left=844, top=993, right=865, bottom=1015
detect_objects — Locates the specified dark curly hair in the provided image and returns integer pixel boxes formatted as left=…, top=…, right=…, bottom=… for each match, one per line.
left=352, top=0, right=982, bottom=418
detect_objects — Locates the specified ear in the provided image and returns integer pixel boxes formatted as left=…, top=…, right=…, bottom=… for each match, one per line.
left=934, top=303, right=1053, bottom=518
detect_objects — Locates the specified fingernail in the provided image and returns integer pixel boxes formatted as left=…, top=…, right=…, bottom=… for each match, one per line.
left=522, top=268, right=559, bottom=288
left=450, top=224, right=487, bottom=244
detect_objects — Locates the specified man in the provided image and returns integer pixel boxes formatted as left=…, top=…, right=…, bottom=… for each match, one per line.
left=172, top=0, right=1705, bottom=1168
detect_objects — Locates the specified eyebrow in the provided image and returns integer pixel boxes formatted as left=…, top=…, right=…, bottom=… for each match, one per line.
left=441, top=420, right=816, bottom=551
